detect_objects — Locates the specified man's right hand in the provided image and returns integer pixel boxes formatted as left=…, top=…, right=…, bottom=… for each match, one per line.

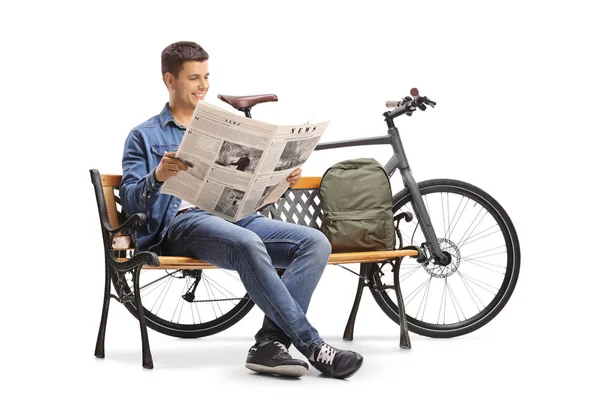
left=154, top=151, right=189, bottom=183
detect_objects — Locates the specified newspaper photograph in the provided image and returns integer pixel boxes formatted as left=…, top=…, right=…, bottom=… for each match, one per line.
left=160, top=100, right=329, bottom=222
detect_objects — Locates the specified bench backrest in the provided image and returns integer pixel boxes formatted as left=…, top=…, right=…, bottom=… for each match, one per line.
left=258, top=177, right=324, bottom=228
left=90, top=169, right=324, bottom=251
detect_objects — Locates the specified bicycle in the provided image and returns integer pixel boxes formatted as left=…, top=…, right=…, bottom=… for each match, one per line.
left=111, top=89, right=520, bottom=339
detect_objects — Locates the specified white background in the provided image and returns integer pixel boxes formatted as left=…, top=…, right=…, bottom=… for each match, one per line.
left=1, top=0, right=599, bottom=398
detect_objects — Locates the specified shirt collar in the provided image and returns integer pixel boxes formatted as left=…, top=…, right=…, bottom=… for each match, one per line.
left=159, top=103, right=186, bottom=130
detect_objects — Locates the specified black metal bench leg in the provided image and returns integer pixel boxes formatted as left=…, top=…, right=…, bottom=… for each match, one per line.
left=132, top=266, right=154, bottom=369
left=393, top=258, right=411, bottom=349
left=95, top=259, right=111, bottom=359
left=343, top=263, right=368, bottom=341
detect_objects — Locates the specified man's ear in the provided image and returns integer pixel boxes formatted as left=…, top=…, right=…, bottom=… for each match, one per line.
left=164, top=72, right=174, bottom=90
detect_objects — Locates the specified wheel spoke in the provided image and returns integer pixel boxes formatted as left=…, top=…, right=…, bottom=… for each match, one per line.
left=202, top=274, right=245, bottom=305
left=415, top=276, right=433, bottom=321
left=202, top=278, right=219, bottom=319
left=404, top=276, right=433, bottom=306
left=399, top=263, right=423, bottom=282
left=458, top=271, right=499, bottom=297
left=446, top=281, right=466, bottom=322
left=174, top=278, right=188, bottom=323
left=456, top=206, right=487, bottom=248
left=447, top=197, right=468, bottom=241
left=462, top=258, right=507, bottom=274
left=440, top=192, right=447, bottom=239
left=461, top=226, right=501, bottom=247
left=437, top=280, right=448, bottom=324
left=156, top=273, right=176, bottom=317
left=457, top=272, right=486, bottom=311
left=462, top=249, right=507, bottom=262
left=139, top=271, right=173, bottom=297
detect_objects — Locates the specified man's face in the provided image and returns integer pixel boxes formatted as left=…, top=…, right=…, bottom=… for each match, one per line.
left=166, top=60, right=210, bottom=111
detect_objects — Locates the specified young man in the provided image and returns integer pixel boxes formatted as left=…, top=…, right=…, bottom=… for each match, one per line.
left=120, top=41, right=363, bottom=379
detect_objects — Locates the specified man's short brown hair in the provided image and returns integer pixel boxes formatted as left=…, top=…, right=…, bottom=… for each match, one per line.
left=161, top=41, right=209, bottom=81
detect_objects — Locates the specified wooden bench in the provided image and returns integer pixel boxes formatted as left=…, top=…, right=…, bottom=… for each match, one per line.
left=90, top=169, right=418, bottom=368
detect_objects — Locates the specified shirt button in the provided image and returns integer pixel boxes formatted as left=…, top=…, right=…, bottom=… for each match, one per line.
left=173, top=204, right=178, bottom=208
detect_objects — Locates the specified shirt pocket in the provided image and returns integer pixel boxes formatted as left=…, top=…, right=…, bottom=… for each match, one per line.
left=150, top=144, right=179, bottom=162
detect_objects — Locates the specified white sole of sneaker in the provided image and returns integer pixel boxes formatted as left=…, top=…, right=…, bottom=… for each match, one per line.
left=245, top=363, right=308, bottom=378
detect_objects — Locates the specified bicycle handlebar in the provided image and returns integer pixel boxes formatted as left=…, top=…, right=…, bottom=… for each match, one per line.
left=385, top=88, right=436, bottom=114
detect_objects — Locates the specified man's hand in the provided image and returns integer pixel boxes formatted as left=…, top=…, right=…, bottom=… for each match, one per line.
left=286, top=168, right=302, bottom=187
left=154, top=151, right=189, bottom=183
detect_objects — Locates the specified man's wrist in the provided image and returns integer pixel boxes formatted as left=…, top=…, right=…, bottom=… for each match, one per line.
left=149, top=169, right=164, bottom=190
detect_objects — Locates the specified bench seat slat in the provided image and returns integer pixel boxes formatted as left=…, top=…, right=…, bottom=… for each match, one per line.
left=100, top=174, right=321, bottom=190
left=118, top=249, right=418, bottom=270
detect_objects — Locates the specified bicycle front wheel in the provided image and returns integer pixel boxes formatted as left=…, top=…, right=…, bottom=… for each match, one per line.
left=111, top=267, right=255, bottom=338
left=370, top=179, right=520, bottom=338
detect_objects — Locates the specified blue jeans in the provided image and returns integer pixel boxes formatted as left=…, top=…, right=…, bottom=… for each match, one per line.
left=163, top=209, right=331, bottom=357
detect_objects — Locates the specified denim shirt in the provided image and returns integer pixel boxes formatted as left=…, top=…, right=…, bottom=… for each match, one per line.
left=120, top=103, right=187, bottom=252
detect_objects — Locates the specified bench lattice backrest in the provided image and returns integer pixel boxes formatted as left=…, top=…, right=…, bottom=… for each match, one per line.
left=259, top=189, right=323, bottom=229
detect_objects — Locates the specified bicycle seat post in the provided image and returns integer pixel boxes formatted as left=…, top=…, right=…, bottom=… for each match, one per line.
left=239, top=107, right=252, bottom=118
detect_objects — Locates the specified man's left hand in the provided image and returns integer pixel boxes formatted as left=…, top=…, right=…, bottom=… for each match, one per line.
left=286, top=168, right=302, bottom=187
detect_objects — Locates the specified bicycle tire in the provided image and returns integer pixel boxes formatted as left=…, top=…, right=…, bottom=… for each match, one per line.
left=369, top=179, right=520, bottom=338
left=110, top=267, right=255, bottom=338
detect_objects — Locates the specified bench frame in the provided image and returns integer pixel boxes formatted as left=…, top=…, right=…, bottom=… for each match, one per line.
left=90, top=169, right=419, bottom=368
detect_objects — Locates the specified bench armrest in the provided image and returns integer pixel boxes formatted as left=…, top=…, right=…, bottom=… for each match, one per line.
left=105, top=212, right=146, bottom=235
left=113, top=250, right=160, bottom=272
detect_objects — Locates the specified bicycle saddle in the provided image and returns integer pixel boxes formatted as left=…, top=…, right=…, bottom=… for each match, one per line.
left=217, top=94, right=278, bottom=110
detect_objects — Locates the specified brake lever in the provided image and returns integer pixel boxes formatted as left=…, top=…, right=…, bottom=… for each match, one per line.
left=399, top=96, right=412, bottom=106
left=422, top=96, right=436, bottom=107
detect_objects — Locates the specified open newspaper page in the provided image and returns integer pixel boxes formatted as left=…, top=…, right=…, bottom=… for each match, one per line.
left=239, top=121, right=329, bottom=218
left=161, top=100, right=328, bottom=222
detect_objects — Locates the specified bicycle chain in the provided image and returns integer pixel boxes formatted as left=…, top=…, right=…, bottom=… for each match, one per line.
left=190, top=297, right=245, bottom=303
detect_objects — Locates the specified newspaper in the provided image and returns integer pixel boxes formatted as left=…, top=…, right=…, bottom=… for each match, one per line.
left=160, top=100, right=329, bottom=222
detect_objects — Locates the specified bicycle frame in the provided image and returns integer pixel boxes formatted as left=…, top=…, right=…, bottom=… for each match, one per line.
left=313, top=106, right=449, bottom=265
left=241, top=102, right=448, bottom=265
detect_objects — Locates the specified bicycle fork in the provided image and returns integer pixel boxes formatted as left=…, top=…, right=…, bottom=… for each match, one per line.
left=400, top=169, right=450, bottom=266
left=386, top=127, right=450, bottom=267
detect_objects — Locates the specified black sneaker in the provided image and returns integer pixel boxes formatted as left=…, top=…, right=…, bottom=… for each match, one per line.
left=309, top=343, right=363, bottom=379
left=245, top=340, right=309, bottom=378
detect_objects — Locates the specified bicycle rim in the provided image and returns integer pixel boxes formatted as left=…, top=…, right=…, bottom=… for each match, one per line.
left=370, top=179, right=520, bottom=338
left=111, top=267, right=254, bottom=338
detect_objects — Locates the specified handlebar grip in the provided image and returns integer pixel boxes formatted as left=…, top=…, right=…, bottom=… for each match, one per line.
left=386, top=101, right=401, bottom=109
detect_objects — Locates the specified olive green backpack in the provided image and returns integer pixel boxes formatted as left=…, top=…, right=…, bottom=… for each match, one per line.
left=319, top=158, right=396, bottom=252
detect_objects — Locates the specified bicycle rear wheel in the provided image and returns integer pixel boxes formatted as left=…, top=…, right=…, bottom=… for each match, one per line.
left=369, top=179, right=520, bottom=338
left=111, top=267, right=255, bottom=338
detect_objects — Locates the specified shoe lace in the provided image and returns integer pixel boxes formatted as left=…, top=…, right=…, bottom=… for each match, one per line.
left=316, top=344, right=336, bottom=365
left=274, top=341, right=288, bottom=353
